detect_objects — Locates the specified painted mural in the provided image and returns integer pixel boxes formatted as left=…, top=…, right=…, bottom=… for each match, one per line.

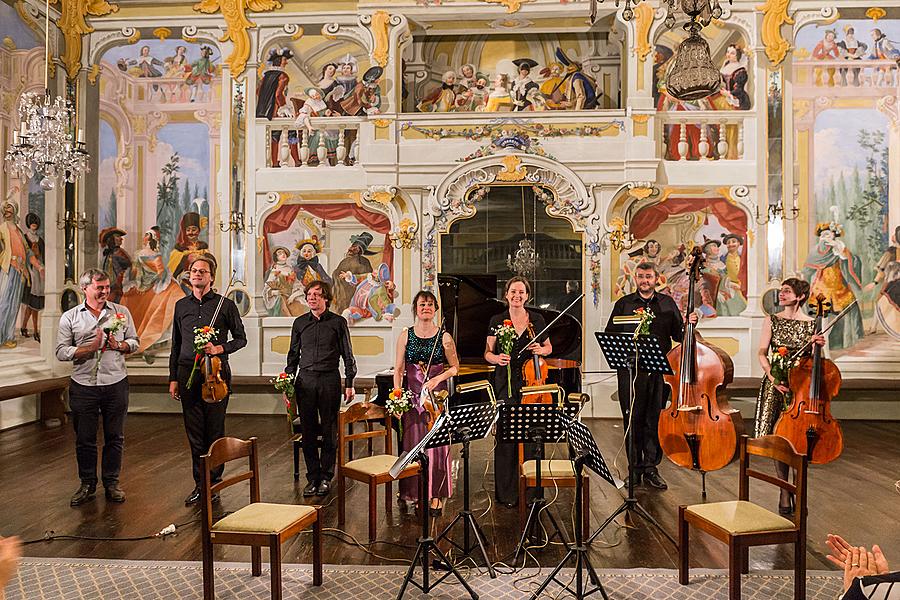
left=794, top=16, right=900, bottom=358
left=261, top=202, right=399, bottom=324
left=614, top=197, right=748, bottom=319
left=94, top=39, right=222, bottom=361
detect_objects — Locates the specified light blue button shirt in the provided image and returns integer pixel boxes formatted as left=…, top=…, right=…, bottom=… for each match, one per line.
left=56, top=302, right=140, bottom=386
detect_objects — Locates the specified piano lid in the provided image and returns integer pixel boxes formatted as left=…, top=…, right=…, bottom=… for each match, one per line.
left=438, top=273, right=582, bottom=363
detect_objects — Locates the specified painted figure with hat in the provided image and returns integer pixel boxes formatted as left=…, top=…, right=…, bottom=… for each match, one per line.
left=20, top=212, right=45, bottom=342
left=341, top=262, right=399, bottom=324
left=717, top=233, right=747, bottom=316
left=167, top=212, right=210, bottom=292
left=556, top=48, right=601, bottom=110
left=293, top=87, right=339, bottom=164
left=264, top=246, right=305, bottom=317
left=331, top=54, right=359, bottom=105
left=295, top=236, right=332, bottom=288
left=257, top=47, right=293, bottom=166
left=417, top=70, right=458, bottom=113
left=185, top=45, right=216, bottom=103
left=339, top=65, right=383, bottom=116
left=539, top=61, right=567, bottom=110
left=0, top=200, right=28, bottom=348
left=511, top=58, right=539, bottom=111
left=812, top=29, right=840, bottom=86
left=100, top=227, right=132, bottom=303
left=332, top=232, right=376, bottom=315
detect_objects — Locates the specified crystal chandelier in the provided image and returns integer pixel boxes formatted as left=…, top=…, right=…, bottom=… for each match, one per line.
left=506, top=187, right=539, bottom=277
left=4, top=0, right=89, bottom=190
left=606, top=0, right=732, bottom=101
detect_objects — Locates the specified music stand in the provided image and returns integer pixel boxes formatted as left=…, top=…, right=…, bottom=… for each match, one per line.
left=391, top=411, right=480, bottom=600
left=529, top=416, right=616, bottom=600
left=496, top=402, right=579, bottom=563
left=433, top=399, right=498, bottom=578
left=591, top=332, right=677, bottom=546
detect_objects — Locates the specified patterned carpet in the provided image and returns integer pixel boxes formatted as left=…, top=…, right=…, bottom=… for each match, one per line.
left=7, top=557, right=842, bottom=599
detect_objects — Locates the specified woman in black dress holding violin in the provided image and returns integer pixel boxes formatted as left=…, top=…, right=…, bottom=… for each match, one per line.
left=484, top=276, right=552, bottom=507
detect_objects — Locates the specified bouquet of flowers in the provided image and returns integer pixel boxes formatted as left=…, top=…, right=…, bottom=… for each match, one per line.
left=769, top=345, right=797, bottom=405
left=271, top=372, right=297, bottom=421
left=493, top=319, right=517, bottom=392
left=634, top=306, right=655, bottom=337
left=386, top=387, right=414, bottom=437
left=186, top=325, right=218, bottom=389
left=92, top=312, right=128, bottom=380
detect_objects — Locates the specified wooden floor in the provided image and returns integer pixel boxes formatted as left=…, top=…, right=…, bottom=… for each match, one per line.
left=1, top=413, right=897, bottom=572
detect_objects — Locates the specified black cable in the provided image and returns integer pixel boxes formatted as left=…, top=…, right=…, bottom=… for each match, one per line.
left=20, top=517, right=201, bottom=545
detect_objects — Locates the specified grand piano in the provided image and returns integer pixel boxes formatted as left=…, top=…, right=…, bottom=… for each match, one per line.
left=375, top=274, right=582, bottom=405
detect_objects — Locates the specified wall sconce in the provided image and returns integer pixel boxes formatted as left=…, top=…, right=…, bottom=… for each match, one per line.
left=219, top=211, right=255, bottom=234
left=56, top=211, right=95, bottom=230
left=755, top=200, right=798, bottom=225
left=390, top=218, right=417, bottom=249
left=599, top=217, right=636, bottom=253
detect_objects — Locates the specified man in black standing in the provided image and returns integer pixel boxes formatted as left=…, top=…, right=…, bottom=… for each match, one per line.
left=606, top=261, right=696, bottom=490
left=168, top=254, right=247, bottom=505
left=284, top=280, right=357, bottom=497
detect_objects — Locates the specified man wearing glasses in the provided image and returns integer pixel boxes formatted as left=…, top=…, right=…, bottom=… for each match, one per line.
left=284, top=280, right=357, bottom=497
left=168, top=254, right=247, bottom=505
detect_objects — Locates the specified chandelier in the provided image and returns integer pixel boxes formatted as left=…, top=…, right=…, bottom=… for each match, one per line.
left=606, top=0, right=731, bottom=101
left=507, top=187, right=539, bottom=277
left=4, top=0, right=89, bottom=190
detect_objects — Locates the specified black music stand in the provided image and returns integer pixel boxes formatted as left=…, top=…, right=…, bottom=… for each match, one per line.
left=496, top=403, right=579, bottom=563
left=529, top=417, right=616, bottom=600
left=591, top=332, right=677, bottom=546
left=390, top=412, right=480, bottom=600
left=433, top=401, right=498, bottom=578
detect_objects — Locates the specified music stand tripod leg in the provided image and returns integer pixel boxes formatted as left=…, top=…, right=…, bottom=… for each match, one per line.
left=514, top=434, right=567, bottom=562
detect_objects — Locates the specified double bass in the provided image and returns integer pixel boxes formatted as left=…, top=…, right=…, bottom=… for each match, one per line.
left=659, top=247, right=745, bottom=475
left=773, top=294, right=844, bottom=464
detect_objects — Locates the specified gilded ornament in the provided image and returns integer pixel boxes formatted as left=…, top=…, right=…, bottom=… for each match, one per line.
left=370, top=11, right=390, bottom=69
left=756, top=0, right=794, bottom=67
left=628, top=186, right=655, bottom=200
left=87, top=64, right=101, bottom=85
left=371, top=191, right=394, bottom=205
left=633, top=1, right=654, bottom=62
left=53, top=0, right=119, bottom=80
left=496, top=155, right=527, bottom=182
left=866, top=7, right=886, bottom=22
left=482, top=0, right=531, bottom=14
left=371, top=118, right=392, bottom=128
left=153, top=27, right=172, bottom=40
left=192, top=0, right=283, bottom=79
left=2, top=36, right=15, bottom=51
left=631, top=114, right=650, bottom=124
left=391, top=218, right=417, bottom=249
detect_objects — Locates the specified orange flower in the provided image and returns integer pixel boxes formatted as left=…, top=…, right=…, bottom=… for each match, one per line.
left=115, top=312, right=125, bottom=319
left=503, top=319, right=513, bottom=327
left=390, top=388, right=402, bottom=399
left=634, top=307, right=645, bottom=314
left=777, top=346, right=788, bottom=357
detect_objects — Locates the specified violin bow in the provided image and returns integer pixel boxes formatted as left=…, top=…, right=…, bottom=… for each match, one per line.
left=787, top=299, right=858, bottom=362
left=208, top=270, right=238, bottom=333
left=517, top=292, right=585, bottom=357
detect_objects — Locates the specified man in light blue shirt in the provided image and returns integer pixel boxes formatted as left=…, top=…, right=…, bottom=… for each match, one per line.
left=56, top=269, right=139, bottom=506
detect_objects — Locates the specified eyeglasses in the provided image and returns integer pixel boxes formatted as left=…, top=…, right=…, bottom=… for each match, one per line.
left=190, top=269, right=210, bottom=275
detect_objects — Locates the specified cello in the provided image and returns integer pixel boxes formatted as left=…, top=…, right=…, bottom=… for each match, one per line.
left=774, top=294, right=844, bottom=464
left=659, top=246, right=745, bottom=480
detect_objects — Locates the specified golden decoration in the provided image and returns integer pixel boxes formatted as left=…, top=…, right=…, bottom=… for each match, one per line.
left=53, top=0, right=120, bottom=80
left=125, top=29, right=141, bottom=44
left=87, top=64, right=101, bottom=85
left=371, top=191, right=394, bottom=205
left=866, top=7, right=886, bottom=22
left=628, top=186, right=655, bottom=200
left=153, top=27, right=172, bottom=40
left=756, top=0, right=794, bottom=67
left=370, top=11, right=390, bottom=68
left=482, top=0, right=531, bottom=14
left=14, top=1, right=43, bottom=43
left=183, top=35, right=200, bottom=44
left=371, top=118, right=393, bottom=128
left=633, top=1, right=654, bottom=62
left=192, top=0, right=283, bottom=79
left=290, top=26, right=304, bottom=40
left=2, top=36, right=15, bottom=51
left=793, top=47, right=810, bottom=59
left=631, top=114, right=650, bottom=124
left=390, top=218, right=417, bottom=249
left=497, top=155, right=527, bottom=182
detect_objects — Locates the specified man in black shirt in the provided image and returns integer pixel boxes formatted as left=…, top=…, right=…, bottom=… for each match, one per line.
left=285, top=280, right=357, bottom=497
left=606, top=261, right=695, bottom=490
left=168, top=254, right=247, bottom=505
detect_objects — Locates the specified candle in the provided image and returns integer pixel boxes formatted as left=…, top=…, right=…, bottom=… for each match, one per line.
left=77, top=129, right=84, bottom=143
left=20, top=122, right=27, bottom=136
left=12, top=132, right=18, bottom=144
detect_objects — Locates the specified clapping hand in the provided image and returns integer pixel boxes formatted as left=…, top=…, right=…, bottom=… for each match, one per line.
left=826, top=533, right=890, bottom=592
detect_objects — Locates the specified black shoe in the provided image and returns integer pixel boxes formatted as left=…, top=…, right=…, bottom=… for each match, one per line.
left=20, top=328, right=28, bottom=337
left=70, top=483, right=96, bottom=506
left=105, top=485, right=126, bottom=503
left=778, top=492, right=795, bottom=516
left=184, top=487, right=201, bottom=506
left=315, top=480, right=331, bottom=496
left=303, top=481, right=318, bottom=497
left=33, top=331, right=40, bottom=342
left=644, top=471, right=668, bottom=490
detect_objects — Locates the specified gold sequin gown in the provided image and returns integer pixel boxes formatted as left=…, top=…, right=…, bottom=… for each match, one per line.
left=754, top=316, right=816, bottom=438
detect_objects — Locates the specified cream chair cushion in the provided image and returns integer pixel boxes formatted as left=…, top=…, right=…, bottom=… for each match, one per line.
left=211, top=502, right=316, bottom=534
left=343, top=454, right=400, bottom=477
left=686, top=500, right=795, bottom=534
left=521, top=459, right=576, bottom=479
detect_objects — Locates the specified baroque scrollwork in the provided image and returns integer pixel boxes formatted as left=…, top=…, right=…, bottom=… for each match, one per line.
left=53, top=0, right=119, bottom=79
left=756, top=0, right=793, bottom=67
left=192, top=0, right=283, bottom=78
left=360, top=185, right=419, bottom=251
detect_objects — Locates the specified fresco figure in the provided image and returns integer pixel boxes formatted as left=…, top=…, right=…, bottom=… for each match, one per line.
left=698, top=238, right=722, bottom=318
left=331, top=232, right=376, bottom=315
left=556, top=48, right=600, bottom=110
left=812, top=29, right=840, bottom=86
left=100, top=227, right=132, bottom=303
left=837, top=25, right=866, bottom=86
left=539, top=62, right=567, bottom=110
left=458, top=63, right=477, bottom=91
left=801, top=220, right=865, bottom=350
left=294, top=237, right=331, bottom=288
left=717, top=233, right=748, bottom=316
left=340, top=66, right=382, bottom=116
left=264, top=247, right=305, bottom=317
left=185, top=45, right=216, bottom=102
left=511, top=58, right=539, bottom=111
left=257, top=47, right=292, bottom=166
left=0, top=202, right=27, bottom=348
left=869, top=28, right=900, bottom=86
left=873, top=225, right=900, bottom=288
left=167, top=212, right=210, bottom=291
left=130, top=45, right=163, bottom=77
left=164, top=45, right=188, bottom=77
left=457, top=72, right=489, bottom=111
left=484, top=73, right=513, bottom=112
left=341, top=262, right=399, bottom=324
left=721, top=44, right=750, bottom=110
left=417, top=70, right=458, bottom=113
left=20, top=212, right=44, bottom=342
left=121, top=227, right=184, bottom=353
left=331, top=54, right=359, bottom=105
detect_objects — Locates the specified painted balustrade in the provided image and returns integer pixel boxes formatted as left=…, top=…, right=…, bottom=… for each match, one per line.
left=656, top=110, right=752, bottom=161
left=793, top=58, right=899, bottom=90
left=262, top=117, right=363, bottom=168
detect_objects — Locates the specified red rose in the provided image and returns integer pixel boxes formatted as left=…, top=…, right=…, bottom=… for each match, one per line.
left=503, top=319, right=513, bottom=327
left=777, top=347, right=788, bottom=357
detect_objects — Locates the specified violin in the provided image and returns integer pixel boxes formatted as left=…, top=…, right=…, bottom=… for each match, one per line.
left=417, top=320, right=448, bottom=430
left=774, top=294, right=844, bottom=464
left=522, top=324, right=553, bottom=404
left=200, top=270, right=237, bottom=404
left=659, top=246, right=745, bottom=473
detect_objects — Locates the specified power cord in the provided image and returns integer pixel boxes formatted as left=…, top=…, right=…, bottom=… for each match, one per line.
left=20, top=518, right=200, bottom=545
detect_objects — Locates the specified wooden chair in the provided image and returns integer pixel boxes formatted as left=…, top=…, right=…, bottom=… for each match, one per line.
left=518, top=442, right=591, bottom=541
left=291, top=389, right=373, bottom=480
left=678, top=435, right=809, bottom=600
left=201, top=437, right=322, bottom=600
left=337, top=401, right=419, bottom=543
